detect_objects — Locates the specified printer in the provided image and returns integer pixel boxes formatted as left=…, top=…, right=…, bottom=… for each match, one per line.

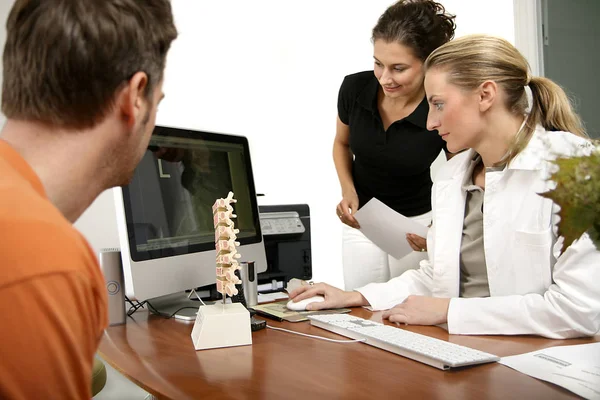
left=257, top=204, right=312, bottom=292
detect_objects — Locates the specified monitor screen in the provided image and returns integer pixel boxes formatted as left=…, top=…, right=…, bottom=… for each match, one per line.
left=122, top=126, right=262, bottom=262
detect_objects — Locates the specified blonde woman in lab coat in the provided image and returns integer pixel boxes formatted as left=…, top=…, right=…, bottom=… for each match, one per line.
left=289, top=35, right=600, bottom=339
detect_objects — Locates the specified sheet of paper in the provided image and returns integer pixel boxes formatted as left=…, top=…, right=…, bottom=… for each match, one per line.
left=353, top=198, right=428, bottom=259
left=252, top=301, right=351, bottom=322
left=552, top=365, right=600, bottom=399
left=257, top=292, right=289, bottom=303
left=500, top=342, right=600, bottom=399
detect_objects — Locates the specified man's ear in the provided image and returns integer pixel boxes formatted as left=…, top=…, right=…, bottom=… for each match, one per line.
left=120, top=72, right=149, bottom=129
left=478, top=80, right=497, bottom=113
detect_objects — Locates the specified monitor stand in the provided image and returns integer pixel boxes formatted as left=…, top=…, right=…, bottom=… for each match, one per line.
left=146, top=290, right=209, bottom=322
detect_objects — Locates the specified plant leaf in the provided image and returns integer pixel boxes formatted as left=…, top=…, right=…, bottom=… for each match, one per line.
left=540, top=149, right=600, bottom=255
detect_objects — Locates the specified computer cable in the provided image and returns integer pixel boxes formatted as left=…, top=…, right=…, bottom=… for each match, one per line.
left=125, top=296, right=147, bottom=316
left=144, top=300, right=200, bottom=319
left=265, top=325, right=366, bottom=343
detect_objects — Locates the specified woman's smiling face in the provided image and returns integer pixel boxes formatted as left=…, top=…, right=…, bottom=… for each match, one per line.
left=373, top=40, right=424, bottom=100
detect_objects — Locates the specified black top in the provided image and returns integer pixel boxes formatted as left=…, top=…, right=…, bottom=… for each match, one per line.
left=337, top=71, right=446, bottom=217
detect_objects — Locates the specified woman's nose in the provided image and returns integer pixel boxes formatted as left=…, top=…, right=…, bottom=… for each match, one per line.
left=379, top=69, right=393, bottom=85
left=427, top=113, right=439, bottom=131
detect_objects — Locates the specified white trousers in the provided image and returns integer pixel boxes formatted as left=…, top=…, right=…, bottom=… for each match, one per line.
left=342, top=211, right=432, bottom=291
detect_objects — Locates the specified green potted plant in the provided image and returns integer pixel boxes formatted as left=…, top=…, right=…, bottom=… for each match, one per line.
left=542, top=140, right=600, bottom=253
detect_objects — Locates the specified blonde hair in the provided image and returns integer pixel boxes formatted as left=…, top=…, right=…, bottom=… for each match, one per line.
left=424, top=34, right=587, bottom=165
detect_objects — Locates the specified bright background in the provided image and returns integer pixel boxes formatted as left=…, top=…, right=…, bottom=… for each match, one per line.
left=0, top=0, right=515, bottom=289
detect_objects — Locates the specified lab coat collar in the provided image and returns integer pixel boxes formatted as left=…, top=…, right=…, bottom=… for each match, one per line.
left=506, top=125, right=548, bottom=171
left=449, top=149, right=475, bottom=182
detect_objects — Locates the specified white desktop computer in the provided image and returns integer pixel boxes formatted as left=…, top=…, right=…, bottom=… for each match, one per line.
left=113, top=125, right=267, bottom=319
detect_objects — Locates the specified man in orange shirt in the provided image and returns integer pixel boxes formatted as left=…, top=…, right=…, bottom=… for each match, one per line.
left=0, top=1, right=177, bottom=398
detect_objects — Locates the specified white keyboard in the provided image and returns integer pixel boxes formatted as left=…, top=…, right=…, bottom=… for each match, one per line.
left=307, top=314, right=499, bottom=370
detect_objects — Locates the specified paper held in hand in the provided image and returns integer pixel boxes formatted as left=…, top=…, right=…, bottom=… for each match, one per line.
left=353, top=198, right=429, bottom=259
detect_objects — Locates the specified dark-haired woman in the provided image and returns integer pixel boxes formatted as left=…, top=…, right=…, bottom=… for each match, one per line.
left=334, top=0, right=456, bottom=290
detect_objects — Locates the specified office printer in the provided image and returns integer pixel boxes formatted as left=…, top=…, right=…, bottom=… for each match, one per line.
left=258, top=204, right=311, bottom=292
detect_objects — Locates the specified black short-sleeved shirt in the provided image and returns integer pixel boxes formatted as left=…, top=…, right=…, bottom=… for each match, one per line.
left=338, top=70, right=446, bottom=217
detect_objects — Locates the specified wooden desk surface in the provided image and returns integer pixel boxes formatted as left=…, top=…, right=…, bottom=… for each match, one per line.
left=99, top=308, right=598, bottom=399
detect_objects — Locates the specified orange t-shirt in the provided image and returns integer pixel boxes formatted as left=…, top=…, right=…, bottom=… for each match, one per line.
left=0, top=140, right=108, bottom=400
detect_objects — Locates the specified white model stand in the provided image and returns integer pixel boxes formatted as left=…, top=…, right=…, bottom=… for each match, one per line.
left=191, top=302, right=251, bottom=350
left=191, top=192, right=252, bottom=350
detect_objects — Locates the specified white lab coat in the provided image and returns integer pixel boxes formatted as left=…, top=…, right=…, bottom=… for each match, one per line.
left=357, top=126, right=600, bottom=338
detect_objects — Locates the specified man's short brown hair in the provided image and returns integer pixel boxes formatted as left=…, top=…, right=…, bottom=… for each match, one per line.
left=2, top=0, right=178, bottom=130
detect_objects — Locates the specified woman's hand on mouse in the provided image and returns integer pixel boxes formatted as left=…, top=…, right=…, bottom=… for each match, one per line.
left=288, top=283, right=368, bottom=311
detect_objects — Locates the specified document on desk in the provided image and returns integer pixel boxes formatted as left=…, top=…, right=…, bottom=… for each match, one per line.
left=257, top=292, right=289, bottom=303
left=353, top=198, right=429, bottom=259
left=500, top=342, right=600, bottom=399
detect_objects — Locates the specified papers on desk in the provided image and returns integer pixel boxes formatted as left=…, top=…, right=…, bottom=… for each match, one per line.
left=500, top=342, right=600, bottom=399
left=252, top=300, right=351, bottom=322
left=354, top=198, right=429, bottom=259
left=257, top=292, right=289, bottom=303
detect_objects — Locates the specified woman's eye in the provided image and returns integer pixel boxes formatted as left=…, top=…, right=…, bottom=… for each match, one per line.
left=435, top=103, right=444, bottom=111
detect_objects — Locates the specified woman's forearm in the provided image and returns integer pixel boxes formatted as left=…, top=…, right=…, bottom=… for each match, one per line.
left=332, top=141, right=355, bottom=194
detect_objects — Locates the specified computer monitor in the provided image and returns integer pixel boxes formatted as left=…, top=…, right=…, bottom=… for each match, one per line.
left=113, top=125, right=267, bottom=318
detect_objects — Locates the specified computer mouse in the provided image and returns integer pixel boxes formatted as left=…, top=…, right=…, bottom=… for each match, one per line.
left=286, top=295, right=325, bottom=311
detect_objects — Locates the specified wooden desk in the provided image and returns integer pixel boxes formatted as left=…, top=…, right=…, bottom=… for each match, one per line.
left=99, top=308, right=598, bottom=399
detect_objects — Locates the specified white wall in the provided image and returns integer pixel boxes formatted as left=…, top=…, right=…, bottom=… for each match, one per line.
left=0, top=0, right=515, bottom=290
left=0, top=0, right=12, bottom=128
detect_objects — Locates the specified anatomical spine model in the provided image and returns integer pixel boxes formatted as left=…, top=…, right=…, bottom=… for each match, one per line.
left=213, top=191, right=242, bottom=298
